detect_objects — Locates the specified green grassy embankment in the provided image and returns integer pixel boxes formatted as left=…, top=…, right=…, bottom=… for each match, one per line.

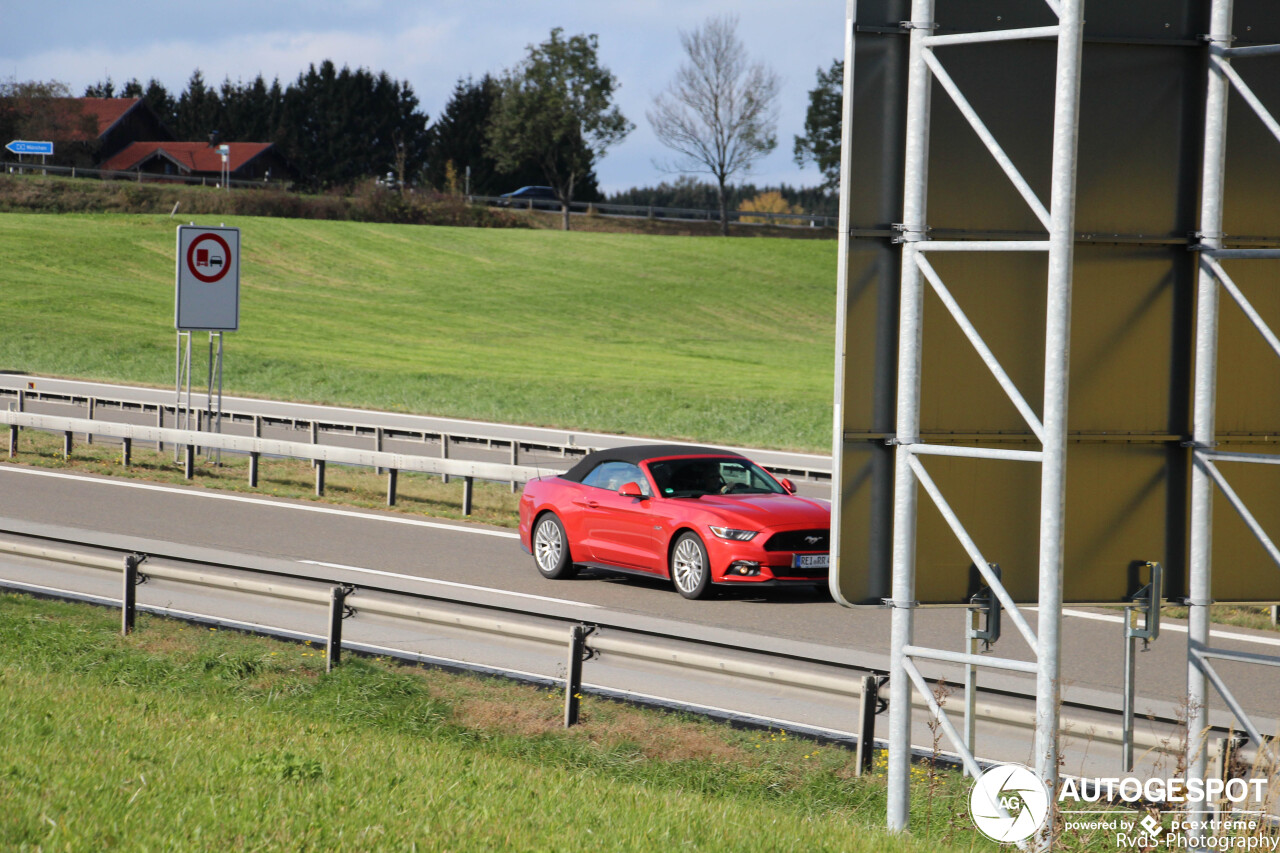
left=0, top=593, right=995, bottom=853
left=0, top=210, right=835, bottom=453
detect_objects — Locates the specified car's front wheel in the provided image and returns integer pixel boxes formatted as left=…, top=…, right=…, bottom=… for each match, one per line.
left=533, top=513, right=577, bottom=579
left=670, top=532, right=712, bottom=600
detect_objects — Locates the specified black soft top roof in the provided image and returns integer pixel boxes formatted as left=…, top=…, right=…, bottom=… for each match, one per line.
left=560, top=444, right=745, bottom=483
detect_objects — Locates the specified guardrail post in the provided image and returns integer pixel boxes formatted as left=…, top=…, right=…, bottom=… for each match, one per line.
left=121, top=553, right=147, bottom=636
left=462, top=476, right=473, bottom=516
left=326, top=584, right=354, bottom=672
left=387, top=469, right=398, bottom=506
left=121, top=437, right=132, bottom=468
left=249, top=452, right=260, bottom=488
left=564, top=624, right=595, bottom=727
left=184, top=444, right=194, bottom=479
left=315, top=460, right=326, bottom=496
left=855, top=675, right=880, bottom=776
left=63, top=431, right=72, bottom=458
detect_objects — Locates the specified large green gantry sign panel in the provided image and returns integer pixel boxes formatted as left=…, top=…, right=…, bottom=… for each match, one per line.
left=833, top=0, right=1280, bottom=605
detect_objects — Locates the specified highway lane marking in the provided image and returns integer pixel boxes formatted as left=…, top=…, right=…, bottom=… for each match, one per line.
left=0, top=466, right=520, bottom=539
left=299, top=558, right=601, bottom=609
left=1037, top=606, right=1280, bottom=649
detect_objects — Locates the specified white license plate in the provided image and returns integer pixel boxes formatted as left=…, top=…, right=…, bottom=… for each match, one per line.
left=793, top=554, right=829, bottom=569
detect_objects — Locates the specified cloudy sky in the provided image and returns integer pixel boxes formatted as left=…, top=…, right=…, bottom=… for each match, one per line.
left=1, top=1, right=846, bottom=193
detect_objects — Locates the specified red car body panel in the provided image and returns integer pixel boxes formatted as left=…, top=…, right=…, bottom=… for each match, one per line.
left=519, top=448, right=830, bottom=588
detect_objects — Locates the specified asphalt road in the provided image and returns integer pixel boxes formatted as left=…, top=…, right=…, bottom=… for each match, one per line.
left=1, top=461, right=1276, bottom=740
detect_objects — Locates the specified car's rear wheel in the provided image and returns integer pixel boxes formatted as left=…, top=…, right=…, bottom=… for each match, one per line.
left=670, top=532, right=712, bottom=600
left=533, top=513, right=576, bottom=579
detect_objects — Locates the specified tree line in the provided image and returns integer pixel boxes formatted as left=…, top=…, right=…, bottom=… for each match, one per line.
left=4, top=17, right=845, bottom=233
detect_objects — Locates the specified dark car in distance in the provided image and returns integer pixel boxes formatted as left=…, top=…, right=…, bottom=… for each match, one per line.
left=518, top=445, right=831, bottom=600
left=498, top=186, right=559, bottom=206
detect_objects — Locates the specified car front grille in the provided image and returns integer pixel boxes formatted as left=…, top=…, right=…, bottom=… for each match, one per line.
left=763, top=529, right=830, bottom=552
left=771, top=565, right=829, bottom=579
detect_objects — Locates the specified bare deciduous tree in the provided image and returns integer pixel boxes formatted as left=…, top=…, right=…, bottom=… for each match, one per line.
left=647, top=15, right=781, bottom=236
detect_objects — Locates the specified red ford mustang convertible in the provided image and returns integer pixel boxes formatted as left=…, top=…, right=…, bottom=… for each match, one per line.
left=518, top=445, right=831, bottom=599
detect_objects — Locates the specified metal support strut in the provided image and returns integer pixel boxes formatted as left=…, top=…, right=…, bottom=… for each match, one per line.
left=325, top=584, right=355, bottom=673
left=121, top=553, right=149, bottom=636
left=1121, top=562, right=1162, bottom=772
left=564, top=624, right=596, bottom=727
left=964, top=565, right=1003, bottom=767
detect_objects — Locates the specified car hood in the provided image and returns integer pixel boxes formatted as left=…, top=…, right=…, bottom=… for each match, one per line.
left=686, top=493, right=830, bottom=529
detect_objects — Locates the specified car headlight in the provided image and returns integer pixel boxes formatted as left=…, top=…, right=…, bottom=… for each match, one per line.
left=709, top=526, right=758, bottom=541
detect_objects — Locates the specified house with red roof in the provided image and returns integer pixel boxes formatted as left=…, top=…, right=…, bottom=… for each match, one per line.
left=36, top=97, right=174, bottom=166
left=100, top=141, right=292, bottom=184
left=18, top=98, right=293, bottom=184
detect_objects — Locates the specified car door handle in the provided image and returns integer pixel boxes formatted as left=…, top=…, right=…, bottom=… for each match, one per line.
left=573, top=499, right=600, bottom=509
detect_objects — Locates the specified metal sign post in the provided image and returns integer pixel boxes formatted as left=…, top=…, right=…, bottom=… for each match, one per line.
left=175, top=225, right=240, bottom=467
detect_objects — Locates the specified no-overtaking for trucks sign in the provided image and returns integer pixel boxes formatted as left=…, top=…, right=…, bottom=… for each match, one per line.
left=175, top=225, right=240, bottom=331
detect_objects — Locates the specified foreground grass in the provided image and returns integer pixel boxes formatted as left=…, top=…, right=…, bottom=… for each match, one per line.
left=0, top=210, right=836, bottom=452
left=0, top=593, right=990, bottom=852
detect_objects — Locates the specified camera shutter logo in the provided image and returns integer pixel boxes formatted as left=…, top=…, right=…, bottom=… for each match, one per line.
left=969, top=762, right=1051, bottom=844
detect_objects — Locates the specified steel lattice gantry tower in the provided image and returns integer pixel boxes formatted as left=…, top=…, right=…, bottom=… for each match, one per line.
left=832, top=0, right=1280, bottom=844
left=832, top=0, right=1088, bottom=834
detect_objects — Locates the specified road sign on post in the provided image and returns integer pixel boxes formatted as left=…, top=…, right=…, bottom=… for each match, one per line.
left=175, top=225, right=240, bottom=331
left=5, top=140, right=54, bottom=156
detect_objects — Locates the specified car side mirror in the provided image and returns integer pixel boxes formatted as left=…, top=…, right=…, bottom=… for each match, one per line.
left=619, top=482, right=647, bottom=499
left=781, top=478, right=797, bottom=494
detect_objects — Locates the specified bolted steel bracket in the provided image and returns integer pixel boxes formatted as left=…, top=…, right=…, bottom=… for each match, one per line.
left=874, top=675, right=890, bottom=715
left=339, top=584, right=357, bottom=619
left=968, top=564, right=1003, bottom=652
left=131, top=553, right=150, bottom=585
left=1127, top=562, right=1163, bottom=650
left=577, top=624, right=598, bottom=662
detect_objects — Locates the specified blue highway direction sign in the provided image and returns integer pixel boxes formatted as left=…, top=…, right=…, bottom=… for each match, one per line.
left=5, top=140, right=54, bottom=156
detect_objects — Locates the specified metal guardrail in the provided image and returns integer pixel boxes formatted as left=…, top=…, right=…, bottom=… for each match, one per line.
left=0, top=380, right=834, bottom=485
left=1, top=408, right=548, bottom=515
left=0, top=524, right=1207, bottom=764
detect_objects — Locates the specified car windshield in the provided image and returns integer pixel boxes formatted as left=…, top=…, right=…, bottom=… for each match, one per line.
left=647, top=457, right=786, bottom=498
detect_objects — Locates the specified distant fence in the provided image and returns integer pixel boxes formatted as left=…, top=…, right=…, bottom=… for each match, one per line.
left=2, top=159, right=288, bottom=191
left=471, top=194, right=838, bottom=229
left=1, top=159, right=836, bottom=227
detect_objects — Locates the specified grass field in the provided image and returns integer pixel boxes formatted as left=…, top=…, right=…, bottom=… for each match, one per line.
left=0, top=593, right=997, bottom=853
left=1, top=211, right=836, bottom=452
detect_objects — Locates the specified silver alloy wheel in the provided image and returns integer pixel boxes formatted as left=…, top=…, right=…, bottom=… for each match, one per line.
left=672, top=536, right=705, bottom=593
left=534, top=518, right=563, bottom=573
